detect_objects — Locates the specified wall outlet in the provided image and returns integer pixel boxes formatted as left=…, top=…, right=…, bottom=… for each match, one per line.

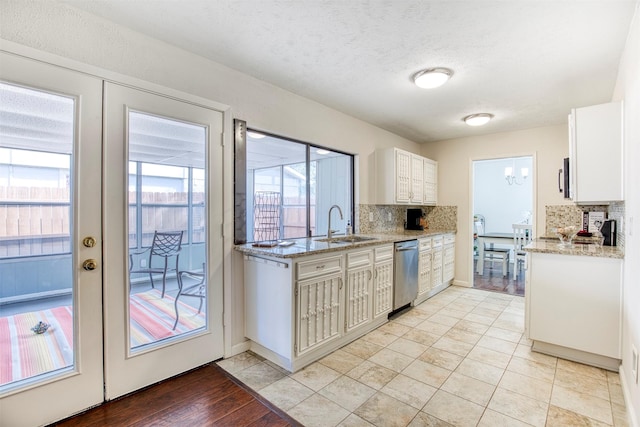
left=140, top=259, right=147, bottom=268
left=387, top=212, right=392, bottom=221
left=369, top=212, right=374, bottom=222
left=633, top=345, right=639, bottom=384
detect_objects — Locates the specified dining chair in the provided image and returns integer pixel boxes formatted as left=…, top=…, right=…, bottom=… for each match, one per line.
left=512, top=224, right=533, bottom=280
left=129, top=230, right=183, bottom=298
left=173, top=263, right=206, bottom=330
left=481, top=243, right=510, bottom=277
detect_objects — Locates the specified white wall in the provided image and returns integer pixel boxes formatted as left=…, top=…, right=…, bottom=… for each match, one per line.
left=612, top=3, right=640, bottom=425
left=422, top=124, right=570, bottom=287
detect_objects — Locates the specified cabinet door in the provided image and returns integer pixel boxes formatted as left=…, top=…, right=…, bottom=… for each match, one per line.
left=431, top=249, right=443, bottom=289
left=443, top=244, right=455, bottom=283
left=423, top=158, right=438, bottom=205
left=418, top=250, right=432, bottom=295
left=373, top=259, right=393, bottom=318
left=570, top=101, right=622, bottom=202
left=345, top=265, right=373, bottom=332
left=296, top=272, right=343, bottom=356
left=395, top=149, right=411, bottom=203
left=410, top=154, right=424, bottom=203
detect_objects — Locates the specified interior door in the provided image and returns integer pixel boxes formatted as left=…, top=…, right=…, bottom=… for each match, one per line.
left=0, top=53, right=104, bottom=426
left=103, top=82, right=224, bottom=399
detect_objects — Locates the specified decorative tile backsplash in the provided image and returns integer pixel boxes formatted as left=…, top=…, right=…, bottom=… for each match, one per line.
left=545, top=202, right=625, bottom=250
left=358, top=204, right=457, bottom=234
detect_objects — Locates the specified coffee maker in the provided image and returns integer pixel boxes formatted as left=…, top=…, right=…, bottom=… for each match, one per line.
left=406, top=208, right=424, bottom=230
left=600, top=219, right=617, bottom=246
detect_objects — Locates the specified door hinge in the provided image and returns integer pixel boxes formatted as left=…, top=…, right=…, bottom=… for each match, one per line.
left=295, top=284, right=298, bottom=297
left=221, top=223, right=224, bottom=238
left=220, top=131, right=225, bottom=147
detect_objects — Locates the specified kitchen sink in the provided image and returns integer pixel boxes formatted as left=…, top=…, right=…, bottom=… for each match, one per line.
left=315, top=235, right=378, bottom=244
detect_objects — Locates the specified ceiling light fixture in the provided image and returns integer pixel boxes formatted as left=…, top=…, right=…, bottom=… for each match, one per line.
left=316, top=149, right=330, bottom=155
left=463, top=113, right=494, bottom=126
left=413, top=68, right=453, bottom=89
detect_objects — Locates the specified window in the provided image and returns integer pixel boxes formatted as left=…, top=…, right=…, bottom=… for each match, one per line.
left=234, top=120, right=354, bottom=243
left=127, top=110, right=207, bottom=254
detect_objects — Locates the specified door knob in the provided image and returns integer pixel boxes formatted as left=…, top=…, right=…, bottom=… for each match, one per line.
left=82, top=236, right=97, bottom=248
left=82, top=259, right=98, bottom=271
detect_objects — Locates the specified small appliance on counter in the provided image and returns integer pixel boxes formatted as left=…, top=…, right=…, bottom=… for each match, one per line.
left=406, top=208, right=424, bottom=230
left=600, top=219, right=617, bottom=246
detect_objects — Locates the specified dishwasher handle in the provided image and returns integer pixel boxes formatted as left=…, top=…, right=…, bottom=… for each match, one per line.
left=395, top=246, right=417, bottom=252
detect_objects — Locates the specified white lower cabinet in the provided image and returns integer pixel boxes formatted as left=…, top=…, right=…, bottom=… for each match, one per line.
left=416, top=237, right=432, bottom=304
left=443, top=234, right=455, bottom=283
left=373, top=245, right=394, bottom=318
left=526, top=251, right=622, bottom=370
left=415, top=233, right=455, bottom=305
left=431, top=235, right=444, bottom=290
left=296, top=270, right=343, bottom=356
left=244, top=245, right=391, bottom=372
left=345, top=250, right=373, bottom=333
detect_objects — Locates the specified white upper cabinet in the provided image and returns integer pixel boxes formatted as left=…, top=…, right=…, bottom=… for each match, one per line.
left=375, top=147, right=437, bottom=205
left=568, top=101, right=623, bottom=203
left=423, top=158, right=438, bottom=206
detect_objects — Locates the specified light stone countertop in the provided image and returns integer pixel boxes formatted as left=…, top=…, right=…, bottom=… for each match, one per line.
left=524, top=238, right=624, bottom=259
left=234, top=229, right=456, bottom=259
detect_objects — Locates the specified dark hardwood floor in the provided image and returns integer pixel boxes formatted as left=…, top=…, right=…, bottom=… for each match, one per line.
left=51, top=363, right=301, bottom=427
left=473, top=259, right=525, bottom=296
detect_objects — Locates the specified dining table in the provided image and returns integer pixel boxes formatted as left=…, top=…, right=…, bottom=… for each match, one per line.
left=476, top=232, right=514, bottom=275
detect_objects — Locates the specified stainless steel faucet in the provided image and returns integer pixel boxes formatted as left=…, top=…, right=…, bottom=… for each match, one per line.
left=327, top=205, right=344, bottom=239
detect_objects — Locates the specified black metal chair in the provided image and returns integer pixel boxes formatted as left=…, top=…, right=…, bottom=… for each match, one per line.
left=173, top=263, right=206, bottom=330
left=129, top=231, right=183, bottom=298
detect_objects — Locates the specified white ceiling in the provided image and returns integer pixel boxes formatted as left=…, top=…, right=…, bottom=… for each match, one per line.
left=61, top=0, right=636, bottom=143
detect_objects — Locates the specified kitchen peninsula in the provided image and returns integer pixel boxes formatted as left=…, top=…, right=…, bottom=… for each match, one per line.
left=524, top=238, right=624, bottom=371
left=235, top=230, right=455, bottom=372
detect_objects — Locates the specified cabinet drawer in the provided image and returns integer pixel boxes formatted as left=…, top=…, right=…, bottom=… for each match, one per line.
left=297, top=255, right=343, bottom=280
left=374, top=245, right=393, bottom=262
left=419, top=237, right=431, bottom=251
left=432, top=235, right=443, bottom=249
left=347, top=249, right=373, bottom=268
left=444, top=234, right=455, bottom=245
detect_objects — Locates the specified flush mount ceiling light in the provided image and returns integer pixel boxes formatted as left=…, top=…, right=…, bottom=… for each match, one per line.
left=316, top=149, right=330, bottom=155
left=463, top=113, right=494, bottom=126
left=413, top=68, right=453, bottom=89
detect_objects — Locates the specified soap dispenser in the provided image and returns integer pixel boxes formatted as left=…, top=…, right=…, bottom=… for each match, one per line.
left=346, top=220, right=352, bottom=235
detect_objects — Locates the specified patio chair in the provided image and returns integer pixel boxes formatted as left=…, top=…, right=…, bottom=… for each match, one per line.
left=173, top=263, right=206, bottom=330
left=129, top=231, right=183, bottom=298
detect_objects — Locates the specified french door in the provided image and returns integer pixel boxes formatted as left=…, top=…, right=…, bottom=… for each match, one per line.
left=0, top=53, right=104, bottom=426
left=102, top=82, right=224, bottom=399
left=0, top=52, right=225, bottom=425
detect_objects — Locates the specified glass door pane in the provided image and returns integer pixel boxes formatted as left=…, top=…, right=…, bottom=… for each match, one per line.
left=0, top=83, right=75, bottom=388
left=127, top=111, right=207, bottom=351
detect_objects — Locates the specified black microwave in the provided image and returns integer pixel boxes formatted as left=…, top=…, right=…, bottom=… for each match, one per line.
left=559, top=157, right=571, bottom=199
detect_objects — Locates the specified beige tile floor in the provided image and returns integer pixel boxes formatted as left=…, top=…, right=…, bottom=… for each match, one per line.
left=217, top=286, right=628, bottom=427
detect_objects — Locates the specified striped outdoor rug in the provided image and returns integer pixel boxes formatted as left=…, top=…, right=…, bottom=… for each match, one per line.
left=0, top=289, right=205, bottom=385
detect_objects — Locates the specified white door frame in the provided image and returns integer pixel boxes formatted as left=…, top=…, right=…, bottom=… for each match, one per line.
left=469, top=153, right=537, bottom=288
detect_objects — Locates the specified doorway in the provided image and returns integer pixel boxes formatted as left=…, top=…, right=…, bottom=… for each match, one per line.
left=0, top=53, right=225, bottom=426
left=472, top=156, right=534, bottom=296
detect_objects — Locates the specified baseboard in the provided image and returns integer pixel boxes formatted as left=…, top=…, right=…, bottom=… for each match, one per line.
left=619, top=365, right=640, bottom=427
left=228, top=340, right=251, bottom=358
left=452, top=279, right=470, bottom=288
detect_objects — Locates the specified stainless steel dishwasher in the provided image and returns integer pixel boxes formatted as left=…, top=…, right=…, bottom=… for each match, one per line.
left=393, top=239, right=419, bottom=310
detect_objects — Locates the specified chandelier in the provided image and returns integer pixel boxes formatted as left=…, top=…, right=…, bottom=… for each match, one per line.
left=505, top=166, right=529, bottom=185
